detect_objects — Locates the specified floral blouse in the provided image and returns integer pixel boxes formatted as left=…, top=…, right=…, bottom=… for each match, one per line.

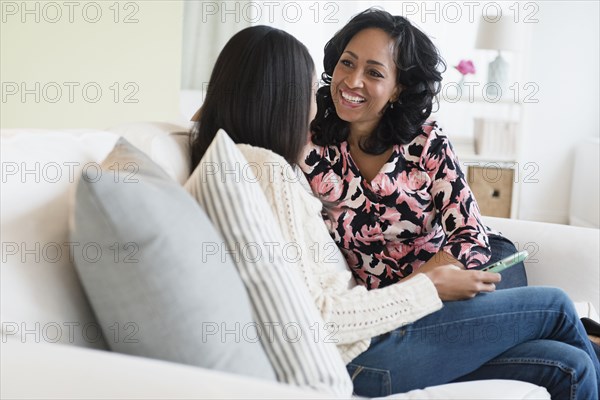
left=300, top=122, right=492, bottom=289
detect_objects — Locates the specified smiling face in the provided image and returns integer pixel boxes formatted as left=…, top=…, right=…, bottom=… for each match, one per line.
left=331, top=28, right=400, bottom=138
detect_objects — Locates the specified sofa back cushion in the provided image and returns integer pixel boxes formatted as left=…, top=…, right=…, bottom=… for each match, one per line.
left=1, top=124, right=190, bottom=348
left=105, top=121, right=191, bottom=184
left=1, top=130, right=119, bottom=348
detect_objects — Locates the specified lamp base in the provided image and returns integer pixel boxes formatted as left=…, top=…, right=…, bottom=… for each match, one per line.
left=486, top=52, right=508, bottom=97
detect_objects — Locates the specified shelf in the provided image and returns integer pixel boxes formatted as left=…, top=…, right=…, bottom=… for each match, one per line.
left=433, top=84, right=524, bottom=219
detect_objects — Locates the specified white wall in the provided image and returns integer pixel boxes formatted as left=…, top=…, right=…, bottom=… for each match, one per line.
left=0, top=0, right=183, bottom=129
left=181, top=1, right=251, bottom=91
left=518, top=1, right=600, bottom=223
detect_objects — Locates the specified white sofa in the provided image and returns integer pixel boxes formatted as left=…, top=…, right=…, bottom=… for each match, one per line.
left=2, top=122, right=599, bottom=399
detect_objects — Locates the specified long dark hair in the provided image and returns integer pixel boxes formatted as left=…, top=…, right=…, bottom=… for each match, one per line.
left=190, top=25, right=315, bottom=168
left=311, top=8, right=446, bottom=154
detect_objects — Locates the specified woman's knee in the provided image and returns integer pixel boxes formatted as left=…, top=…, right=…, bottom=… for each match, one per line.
left=545, top=287, right=575, bottom=308
left=490, top=340, right=597, bottom=399
left=504, top=287, right=578, bottom=325
left=524, top=286, right=572, bottom=306
left=561, top=345, right=597, bottom=387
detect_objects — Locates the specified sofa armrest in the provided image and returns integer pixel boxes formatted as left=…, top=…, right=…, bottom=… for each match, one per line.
left=482, top=216, right=600, bottom=311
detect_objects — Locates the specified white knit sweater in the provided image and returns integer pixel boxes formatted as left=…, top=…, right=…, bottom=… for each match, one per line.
left=237, top=144, right=444, bottom=363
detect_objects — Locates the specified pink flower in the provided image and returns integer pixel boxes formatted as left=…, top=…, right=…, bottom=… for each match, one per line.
left=454, top=59, right=476, bottom=76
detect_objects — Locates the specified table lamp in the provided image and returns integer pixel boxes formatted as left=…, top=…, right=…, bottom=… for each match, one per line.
left=476, top=14, right=519, bottom=97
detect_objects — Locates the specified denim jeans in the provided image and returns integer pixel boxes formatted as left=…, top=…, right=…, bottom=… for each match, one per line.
left=593, top=342, right=600, bottom=362
left=347, top=287, right=599, bottom=399
left=476, top=234, right=528, bottom=289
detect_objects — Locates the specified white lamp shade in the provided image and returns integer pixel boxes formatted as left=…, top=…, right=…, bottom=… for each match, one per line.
left=476, top=15, right=520, bottom=51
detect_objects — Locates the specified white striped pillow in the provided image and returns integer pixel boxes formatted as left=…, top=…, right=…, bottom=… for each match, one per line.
left=184, top=130, right=352, bottom=397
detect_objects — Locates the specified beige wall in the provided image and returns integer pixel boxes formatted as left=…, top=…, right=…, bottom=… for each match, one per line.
left=0, top=0, right=183, bottom=129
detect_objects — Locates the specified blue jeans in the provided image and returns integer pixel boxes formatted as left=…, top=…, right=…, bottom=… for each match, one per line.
left=476, top=234, right=528, bottom=289
left=347, top=287, right=599, bottom=399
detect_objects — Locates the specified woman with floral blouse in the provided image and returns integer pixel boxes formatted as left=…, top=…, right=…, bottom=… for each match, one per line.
left=302, top=120, right=496, bottom=289
left=301, top=10, right=524, bottom=290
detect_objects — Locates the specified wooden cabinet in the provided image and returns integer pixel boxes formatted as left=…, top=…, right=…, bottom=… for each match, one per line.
left=467, top=166, right=514, bottom=218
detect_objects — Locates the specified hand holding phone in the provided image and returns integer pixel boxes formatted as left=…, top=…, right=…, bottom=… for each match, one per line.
left=482, top=250, right=529, bottom=273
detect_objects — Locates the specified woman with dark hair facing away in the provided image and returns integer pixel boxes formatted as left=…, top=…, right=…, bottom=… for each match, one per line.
left=190, top=25, right=313, bottom=169
left=189, top=24, right=599, bottom=399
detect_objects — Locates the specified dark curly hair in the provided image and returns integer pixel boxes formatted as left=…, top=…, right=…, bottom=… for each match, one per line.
left=311, top=8, right=446, bottom=154
left=190, top=26, right=314, bottom=169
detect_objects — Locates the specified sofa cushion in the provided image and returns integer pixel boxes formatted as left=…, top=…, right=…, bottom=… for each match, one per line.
left=0, top=125, right=191, bottom=349
left=184, top=130, right=353, bottom=397
left=105, top=121, right=192, bottom=184
left=2, top=340, right=551, bottom=399
left=1, top=130, right=120, bottom=349
left=70, top=137, right=276, bottom=380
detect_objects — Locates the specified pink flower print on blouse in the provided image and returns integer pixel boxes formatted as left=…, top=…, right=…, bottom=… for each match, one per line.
left=406, top=170, right=431, bottom=191
left=355, top=223, right=383, bottom=248
left=312, top=170, right=345, bottom=203
left=372, top=173, right=396, bottom=197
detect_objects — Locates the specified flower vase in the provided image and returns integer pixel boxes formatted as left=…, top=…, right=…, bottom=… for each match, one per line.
left=458, top=76, right=466, bottom=93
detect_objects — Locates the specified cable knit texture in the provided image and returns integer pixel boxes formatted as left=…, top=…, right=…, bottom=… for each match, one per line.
left=237, top=144, right=444, bottom=364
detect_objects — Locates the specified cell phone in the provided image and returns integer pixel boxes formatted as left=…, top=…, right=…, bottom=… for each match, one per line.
left=481, top=250, right=529, bottom=273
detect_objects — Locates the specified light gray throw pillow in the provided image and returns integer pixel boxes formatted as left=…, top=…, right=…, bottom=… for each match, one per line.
left=70, top=137, right=276, bottom=381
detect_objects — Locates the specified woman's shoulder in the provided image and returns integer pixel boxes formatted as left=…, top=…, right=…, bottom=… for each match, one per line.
left=401, top=121, right=448, bottom=161
left=418, top=121, right=447, bottom=142
left=300, top=138, right=344, bottom=173
left=236, top=142, right=323, bottom=213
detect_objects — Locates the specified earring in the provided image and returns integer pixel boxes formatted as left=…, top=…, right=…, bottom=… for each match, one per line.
left=389, top=101, right=395, bottom=110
